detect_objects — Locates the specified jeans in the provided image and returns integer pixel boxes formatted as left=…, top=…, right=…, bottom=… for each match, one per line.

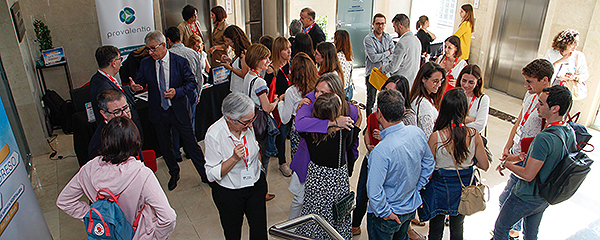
left=428, top=214, right=465, bottom=240
left=499, top=171, right=523, bottom=231
left=493, top=191, right=549, bottom=240
left=365, top=75, right=377, bottom=116
left=352, top=156, right=369, bottom=228
left=275, top=122, right=289, bottom=165
left=367, top=211, right=415, bottom=240
left=345, top=85, right=354, bottom=101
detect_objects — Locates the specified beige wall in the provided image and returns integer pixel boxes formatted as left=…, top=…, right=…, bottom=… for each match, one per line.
left=1, top=0, right=48, bottom=155
left=538, top=0, right=600, bottom=126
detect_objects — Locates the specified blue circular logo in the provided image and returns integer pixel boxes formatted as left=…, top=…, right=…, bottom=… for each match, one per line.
left=119, top=7, right=136, bottom=24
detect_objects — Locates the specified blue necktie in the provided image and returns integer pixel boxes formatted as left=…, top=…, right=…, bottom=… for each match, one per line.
left=159, top=60, right=169, bottom=110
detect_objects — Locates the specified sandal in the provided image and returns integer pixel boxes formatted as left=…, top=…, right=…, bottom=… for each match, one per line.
left=411, top=218, right=426, bottom=226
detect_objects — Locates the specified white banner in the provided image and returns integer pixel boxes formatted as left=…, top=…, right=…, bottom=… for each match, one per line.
left=95, top=0, right=155, bottom=55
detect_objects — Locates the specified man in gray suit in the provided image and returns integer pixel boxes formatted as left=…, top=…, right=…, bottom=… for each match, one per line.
left=379, top=14, right=422, bottom=88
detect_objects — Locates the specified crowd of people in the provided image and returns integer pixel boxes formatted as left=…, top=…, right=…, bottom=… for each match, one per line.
left=54, top=3, right=589, bottom=240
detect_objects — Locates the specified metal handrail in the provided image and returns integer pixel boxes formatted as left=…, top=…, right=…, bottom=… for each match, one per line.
left=269, top=214, right=344, bottom=240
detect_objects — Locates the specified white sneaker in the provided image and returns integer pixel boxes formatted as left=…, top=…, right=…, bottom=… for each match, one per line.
left=279, top=163, right=292, bottom=177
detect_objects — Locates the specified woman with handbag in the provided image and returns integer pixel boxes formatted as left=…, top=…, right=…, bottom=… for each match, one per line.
left=543, top=29, right=589, bottom=101
left=296, top=92, right=359, bottom=240
left=456, top=64, right=489, bottom=133
left=243, top=43, right=279, bottom=201
left=419, top=88, right=489, bottom=240
left=204, top=92, right=268, bottom=240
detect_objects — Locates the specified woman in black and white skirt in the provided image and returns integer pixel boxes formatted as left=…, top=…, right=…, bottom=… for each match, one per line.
left=296, top=91, right=359, bottom=239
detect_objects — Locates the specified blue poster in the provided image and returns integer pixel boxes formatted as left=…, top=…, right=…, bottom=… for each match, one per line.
left=0, top=97, right=51, bottom=239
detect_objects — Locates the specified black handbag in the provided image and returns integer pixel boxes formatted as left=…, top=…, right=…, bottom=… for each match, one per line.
left=332, top=131, right=356, bottom=222
left=248, top=77, right=268, bottom=141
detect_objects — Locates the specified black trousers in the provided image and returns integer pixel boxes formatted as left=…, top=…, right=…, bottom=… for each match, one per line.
left=428, top=214, right=465, bottom=240
left=153, top=107, right=207, bottom=180
left=211, top=171, right=268, bottom=240
left=365, top=75, right=377, bottom=116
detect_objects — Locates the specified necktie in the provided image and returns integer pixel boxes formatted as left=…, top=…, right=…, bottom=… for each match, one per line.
left=159, top=60, right=169, bottom=110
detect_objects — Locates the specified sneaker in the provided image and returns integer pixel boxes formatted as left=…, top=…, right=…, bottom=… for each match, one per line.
left=279, top=163, right=292, bottom=177
left=352, top=227, right=361, bottom=235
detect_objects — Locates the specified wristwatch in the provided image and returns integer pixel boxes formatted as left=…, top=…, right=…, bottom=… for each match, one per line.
left=500, top=160, right=507, bottom=169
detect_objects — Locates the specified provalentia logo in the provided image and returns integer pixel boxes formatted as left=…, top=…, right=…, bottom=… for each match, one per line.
left=119, top=7, right=136, bottom=25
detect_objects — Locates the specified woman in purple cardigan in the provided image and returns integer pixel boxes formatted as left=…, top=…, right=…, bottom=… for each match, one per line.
left=287, top=72, right=361, bottom=219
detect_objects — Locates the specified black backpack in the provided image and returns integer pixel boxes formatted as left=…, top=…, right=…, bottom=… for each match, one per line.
left=536, top=127, right=593, bottom=205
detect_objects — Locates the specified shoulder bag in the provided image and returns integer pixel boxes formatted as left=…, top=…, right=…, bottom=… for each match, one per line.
left=449, top=132, right=489, bottom=216
left=249, top=77, right=268, bottom=141
left=332, top=131, right=356, bottom=222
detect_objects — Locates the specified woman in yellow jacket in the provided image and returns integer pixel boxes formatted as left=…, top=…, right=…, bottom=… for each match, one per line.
left=454, top=4, right=474, bottom=61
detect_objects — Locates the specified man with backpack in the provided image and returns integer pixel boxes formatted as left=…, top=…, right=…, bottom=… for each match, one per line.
left=493, top=85, right=575, bottom=240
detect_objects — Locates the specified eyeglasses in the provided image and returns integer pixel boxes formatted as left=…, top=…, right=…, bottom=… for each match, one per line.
left=430, top=79, right=443, bottom=85
left=147, top=43, right=164, bottom=52
left=374, top=22, right=386, bottom=26
left=237, top=115, right=257, bottom=126
left=106, top=104, right=130, bottom=116
left=114, top=56, right=123, bottom=62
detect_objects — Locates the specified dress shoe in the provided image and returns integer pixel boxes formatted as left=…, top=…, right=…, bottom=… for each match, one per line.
left=176, top=157, right=183, bottom=162
left=168, top=174, right=180, bottom=191
left=265, top=193, right=275, bottom=201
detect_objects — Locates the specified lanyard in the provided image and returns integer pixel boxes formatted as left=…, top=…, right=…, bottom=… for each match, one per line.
left=279, top=63, right=291, bottom=85
left=520, top=95, right=538, bottom=127
left=189, top=22, right=200, bottom=35
left=468, top=95, right=477, bottom=111
left=251, top=69, right=260, bottom=76
left=230, top=136, right=249, bottom=168
left=443, top=56, right=459, bottom=78
left=303, top=22, right=315, bottom=34
left=545, top=120, right=564, bottom=129
left=99, top=70, right=123, bottom=92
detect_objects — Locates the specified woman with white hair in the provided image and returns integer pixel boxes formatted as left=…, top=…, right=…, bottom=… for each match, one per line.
left=204, top=92, right=267, bottom=239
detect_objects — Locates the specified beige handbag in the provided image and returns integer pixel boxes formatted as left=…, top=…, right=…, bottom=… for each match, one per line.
left=451, top=147, right=489, bottom=216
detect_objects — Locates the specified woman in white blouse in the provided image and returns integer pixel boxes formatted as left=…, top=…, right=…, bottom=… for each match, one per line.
left=436, top=35, right=467, bottom=93
left=278, top=52, right=319, bottom=157
left=204, top=92, right=267, bottom=239
left=334, top=29, right=354, bottom=100
left=456, top=64, right=489, bottom=133
left=544, top=29, right=589, bottom=100
left=409, top=62, right=447, bottom=138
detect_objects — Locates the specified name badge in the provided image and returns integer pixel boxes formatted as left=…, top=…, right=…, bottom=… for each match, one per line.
left=241, top=168, right=254, bottom=186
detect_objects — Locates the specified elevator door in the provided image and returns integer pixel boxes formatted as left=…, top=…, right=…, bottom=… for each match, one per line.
left=486, top=0, right=549, bottom=98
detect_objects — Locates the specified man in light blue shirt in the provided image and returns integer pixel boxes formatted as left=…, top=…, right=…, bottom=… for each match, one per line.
left=364, top=13, right=395, bottom=116
left=367, top=89, right=435, bottom=239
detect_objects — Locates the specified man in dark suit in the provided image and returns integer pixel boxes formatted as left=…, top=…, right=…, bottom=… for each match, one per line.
left=89, top=46, right=143, bottom=157
left=299, top=7, right=326, bottom=49
left=131, top=31, right=208, bottom=190
left=88, top=89, right=132, bottom=159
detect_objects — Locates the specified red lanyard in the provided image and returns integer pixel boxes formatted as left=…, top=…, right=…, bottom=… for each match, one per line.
left=545, top=120, right=564, bottom=129
left=251, top=69, right=260, bottom=76
left=189, top=22, right=200, bottom=35
left=279, top=63, right=291, bottom=85
left=230, top=136, right=249, bottom=168
left=303, top=22, right=315, bottom=33
left=468, top=95, right=477, bottom=110
left=443, top=56, right=459, bottom=78
left=99, top=70, right=123, bottom=92
left=520, top=95, right=538, bottom=127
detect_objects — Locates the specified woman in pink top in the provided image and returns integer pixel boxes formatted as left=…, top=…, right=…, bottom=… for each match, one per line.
left=57, top=117, right=176, bottom=239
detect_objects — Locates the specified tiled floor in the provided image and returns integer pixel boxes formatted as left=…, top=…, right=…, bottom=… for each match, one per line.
left=31, top=68, right=600, bottom=239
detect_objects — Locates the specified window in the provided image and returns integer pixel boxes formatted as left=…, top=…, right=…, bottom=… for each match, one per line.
left=410, top=0, right=457, bottom=42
